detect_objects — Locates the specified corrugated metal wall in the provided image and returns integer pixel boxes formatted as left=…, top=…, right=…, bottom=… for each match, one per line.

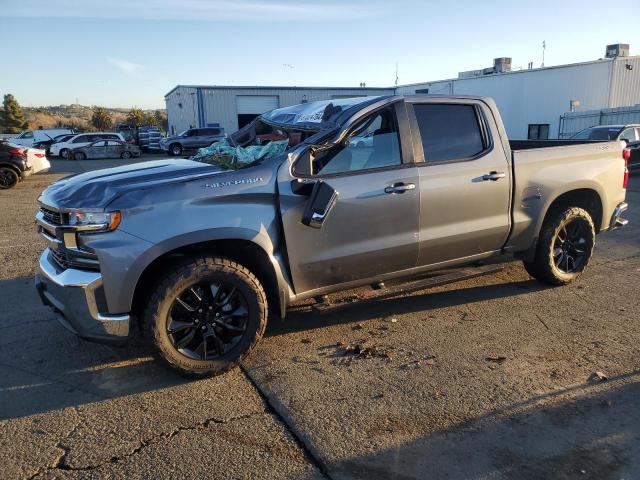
left=165, top=86, right=199, bottom=135
left=558, top=104, right=640, bottom=138
left=610, top=56, right=640, bottom=107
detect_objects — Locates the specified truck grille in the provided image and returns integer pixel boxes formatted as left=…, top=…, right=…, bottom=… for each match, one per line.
left=40, top=206, right=62, bottom=225
left=50, top=249, right=70, bottom=270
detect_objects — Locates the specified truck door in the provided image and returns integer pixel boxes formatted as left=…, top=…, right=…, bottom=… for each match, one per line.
left=278, top=102, right=420, bottom=294
left=406, top=99, right=511, bottom=266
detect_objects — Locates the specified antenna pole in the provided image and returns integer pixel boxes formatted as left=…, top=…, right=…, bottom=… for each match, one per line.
left=395, top=61, right=399, bottom=87
left=541, top=40, right=546, bottom=67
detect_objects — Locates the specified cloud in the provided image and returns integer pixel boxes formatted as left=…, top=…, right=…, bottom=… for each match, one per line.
left=2, top=0, right=383, bottom=22
left=107, top=57, right=143, bottom=74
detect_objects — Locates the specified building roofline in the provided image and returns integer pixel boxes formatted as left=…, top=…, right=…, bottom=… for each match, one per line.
left=164, top=84, right=395, bottom=98
left=164, top=55, right=639, bottom=99
left=397, top=55, right=640, bottom=89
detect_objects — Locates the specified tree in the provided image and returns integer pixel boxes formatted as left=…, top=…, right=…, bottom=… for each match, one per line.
left=126, top=108, right=145, bottom=127
left=154, top=110, right=168, bottom=132
left=91, top=107, right=112, bottom=131
left=0, top=94, right=29, bottom=133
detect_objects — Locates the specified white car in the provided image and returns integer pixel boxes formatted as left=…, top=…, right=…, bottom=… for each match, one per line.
left=49, top=132, right=124, bottom=158
left=26, top=147, right=50, bottom=174
left=12, top=128, right=74, bottom=147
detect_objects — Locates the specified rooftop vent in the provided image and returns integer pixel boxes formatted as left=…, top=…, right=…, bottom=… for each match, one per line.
left=494, top=57, right=512, bottom=73
left=606, top=44, right=630, bottom=58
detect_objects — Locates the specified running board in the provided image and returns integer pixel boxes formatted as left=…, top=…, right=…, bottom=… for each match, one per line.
left=311, top=264, right=504, bottom=314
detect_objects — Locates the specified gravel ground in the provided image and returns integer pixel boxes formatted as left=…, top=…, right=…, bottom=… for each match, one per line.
left=0, top=157, right=638, bottom=479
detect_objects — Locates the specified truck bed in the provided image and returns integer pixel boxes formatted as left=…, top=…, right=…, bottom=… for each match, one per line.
left=507, top=139, right=626, bottom=253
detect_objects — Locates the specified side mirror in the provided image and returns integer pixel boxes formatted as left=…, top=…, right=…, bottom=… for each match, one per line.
left=301, top=181, right=339, bottom=229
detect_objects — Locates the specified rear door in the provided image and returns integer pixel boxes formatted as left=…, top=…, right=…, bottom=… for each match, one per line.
left=105, top=140, right=122, bottom=158
left=278, top=101, right=420, bottom=294
left=406, top=98, right=512, bottom=266
left=87, top=141, right=107, bottom=158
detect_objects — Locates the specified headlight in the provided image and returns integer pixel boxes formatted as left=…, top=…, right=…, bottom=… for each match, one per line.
left=67, top=209, right=121, bottom=232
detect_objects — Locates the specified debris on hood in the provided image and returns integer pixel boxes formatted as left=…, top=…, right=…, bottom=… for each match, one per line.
left=191, top=138, right=289, bottom=170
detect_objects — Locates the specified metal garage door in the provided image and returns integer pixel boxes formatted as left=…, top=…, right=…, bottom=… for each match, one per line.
left=236, top=95, right=279, bottom=114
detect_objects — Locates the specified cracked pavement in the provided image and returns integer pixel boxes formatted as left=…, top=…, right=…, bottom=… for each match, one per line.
left=1, top=158, right=639, bottom=479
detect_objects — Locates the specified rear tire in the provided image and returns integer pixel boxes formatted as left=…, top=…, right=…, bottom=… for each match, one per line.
left=73, top=152, right=86, bottom=160
left=169, top=143, right=182, bottom=156
left=523, top=206, right=595, bottom=285
left=144, top=256, right=268, bottom=377
left=0, top=167, right=19, bottom=189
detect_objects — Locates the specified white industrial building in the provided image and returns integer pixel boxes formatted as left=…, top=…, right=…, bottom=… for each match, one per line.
left=165, top=44, right=640, bottom=139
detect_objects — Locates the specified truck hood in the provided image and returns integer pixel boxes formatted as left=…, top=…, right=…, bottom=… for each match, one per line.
left=39, top=159, right=227, bottom=209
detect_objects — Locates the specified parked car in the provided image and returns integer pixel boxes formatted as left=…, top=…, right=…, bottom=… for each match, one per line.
left=626, top=140, right=640, bottom=171
left=33, top=133, right=77, bottom=155
left=160, top=127, right=225, bottom=156
left=11, top=128, right=74, bottom=147
left=34, top=95, right=629, bottom=377
left=0, top=141, right=50, bottom=189
left=70, top=140, right=141, bottom=160
left=49, top=132, right=124, bottom=158
left=571, top=124, right=640, bottom=142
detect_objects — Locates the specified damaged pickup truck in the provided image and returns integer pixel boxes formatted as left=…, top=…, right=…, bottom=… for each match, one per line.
left=35, top=95, right=630, bottom=376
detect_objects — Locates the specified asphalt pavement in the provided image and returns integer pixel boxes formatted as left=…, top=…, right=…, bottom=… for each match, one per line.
left=1, top=156, right=639, bottom=479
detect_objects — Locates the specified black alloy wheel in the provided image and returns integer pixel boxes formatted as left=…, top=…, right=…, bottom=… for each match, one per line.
left=0, top=167, right=19, bottom=189
left=552, top=218, right=590, bottom=274
left=167, top=281, right=249, bottom=361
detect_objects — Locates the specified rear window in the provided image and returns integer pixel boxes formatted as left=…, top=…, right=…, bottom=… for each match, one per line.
left=572, top=127, right=622, bottom=140
left=413, top=104, right=485, bottom=162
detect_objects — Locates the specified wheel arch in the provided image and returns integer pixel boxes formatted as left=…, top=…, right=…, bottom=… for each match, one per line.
left=0, top=162, right=22, bottom=177
left=130, top=236, right=290, bottom=329
left=522, top=187, right=603, bottom=261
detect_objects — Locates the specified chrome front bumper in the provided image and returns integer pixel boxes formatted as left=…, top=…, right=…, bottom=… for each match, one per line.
left=35, top=249, right=130, bottom=345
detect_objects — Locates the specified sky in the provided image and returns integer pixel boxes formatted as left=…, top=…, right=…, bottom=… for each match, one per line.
left=1, top=0, right=638, bottom=109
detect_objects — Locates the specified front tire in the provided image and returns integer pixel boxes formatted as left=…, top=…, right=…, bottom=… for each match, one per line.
left=523, top=206, right=595, bottom=285
left=0, top=167, right=19, bottom=189
left=73, top=151, right=86, bottom=160
left=144, top=257, right=267, bottom=377
left=60, top=148, right=70, bottom=159
left=121, top=151, right=132, bottom=159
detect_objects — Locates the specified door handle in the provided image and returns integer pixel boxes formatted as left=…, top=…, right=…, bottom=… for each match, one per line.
left=384, top=183, right=416, bottom=194
left=481, top=171, right=506, bottom=181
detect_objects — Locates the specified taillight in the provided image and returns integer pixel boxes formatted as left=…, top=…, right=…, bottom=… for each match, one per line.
left=8, top=147, right=27, bottom=158
left=623, top=148, right=630, bottom=189
left=34, top=153, right=45, bottom=158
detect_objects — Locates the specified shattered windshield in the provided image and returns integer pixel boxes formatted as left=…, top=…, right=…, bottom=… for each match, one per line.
left=261, top=96, right=381, bottom=128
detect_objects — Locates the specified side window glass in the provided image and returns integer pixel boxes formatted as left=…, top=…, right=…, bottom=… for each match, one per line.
left=313, top=106, right=402, bottom=175
left=619, top=128, right=637, bottom=142
left=23, top=131, right=34, bottom=139
left=413, top=104, right=485, bottom=162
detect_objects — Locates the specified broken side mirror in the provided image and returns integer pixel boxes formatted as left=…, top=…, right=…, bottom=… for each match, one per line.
left=301, top=181, right=339, bottom=229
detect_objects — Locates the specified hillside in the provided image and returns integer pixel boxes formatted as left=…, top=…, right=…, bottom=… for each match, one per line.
left=23, top=105, right=166, bottom=132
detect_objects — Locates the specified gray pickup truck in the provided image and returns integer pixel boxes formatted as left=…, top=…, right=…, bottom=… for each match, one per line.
left=34, top=95, right=630, bottom=376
